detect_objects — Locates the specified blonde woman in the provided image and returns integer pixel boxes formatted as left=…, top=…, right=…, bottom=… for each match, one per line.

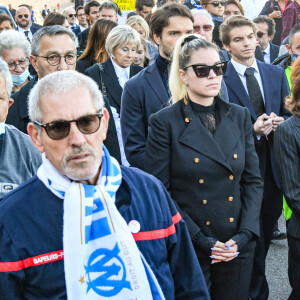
left=145, top=34, right=263, bottom=300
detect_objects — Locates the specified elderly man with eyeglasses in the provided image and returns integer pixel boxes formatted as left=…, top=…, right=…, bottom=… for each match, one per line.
left=6, top=25, right=122, bottom=165
left=0, top=70, right=209, bottom=300
left=15, top=5, right=41, bottom=43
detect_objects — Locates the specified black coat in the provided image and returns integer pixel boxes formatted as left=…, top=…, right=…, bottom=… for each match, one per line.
left=78, top=27, right=90, bottom=52
left=6, top=75, right=122, bottom=164
left=85, top=58, right=142, bottom=114
left=145, top=97, right=263, bottom=259
left=76, top=56, right=95, bottom=74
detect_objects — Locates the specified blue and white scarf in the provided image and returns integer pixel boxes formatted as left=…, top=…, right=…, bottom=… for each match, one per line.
left=37, top=146, right=165, bottom=299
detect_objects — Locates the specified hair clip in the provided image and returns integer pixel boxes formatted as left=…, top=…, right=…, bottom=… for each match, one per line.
left=181, top=35, right=198, bottom=47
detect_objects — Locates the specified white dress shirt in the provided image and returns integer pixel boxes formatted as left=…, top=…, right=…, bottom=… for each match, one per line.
left=263, top=43, right=271, bottom=64
left=110, top=57, right=130, bottom=89
left=240, top=0, right=266, bottom=20
left=18, top=25, right=33, bottom=43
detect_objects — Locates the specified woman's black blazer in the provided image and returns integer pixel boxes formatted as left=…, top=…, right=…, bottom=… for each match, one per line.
left=85, top=58, right=142, bottom=114
left=145, top=97, right=263, bottom=246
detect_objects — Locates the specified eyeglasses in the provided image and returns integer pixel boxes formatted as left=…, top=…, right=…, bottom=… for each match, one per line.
left=256, top=31, right=268, bottom=38
left=6, top=58, right=29, bottom=70
left=207, top=1, right=226, bottom=7
left=68, top=14, right=76, bottom=18
left=184, top=61, right=228, bottom=78
left=35, top=53, right=77, bottom=66
left=193, top=25, right=213, bottom=32
left=33, top=113, right=104, bottom=140
left=17, top=14, right=29, bottom=18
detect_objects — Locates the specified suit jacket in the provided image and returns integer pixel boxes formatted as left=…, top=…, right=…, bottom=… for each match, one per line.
left=121, top=59, right=230, bottom=170
left=78, top=27, right=90, bottom=52
left=223, top=60, right=290, bottom=186
left=145, top=97, right=263, bottom=259
left=6, top=75, right=122, bottom=164
left=76, top=56, right=95, bottom=74
left=71, top=24, right=81, bottom=36
left=85, top=58, right=142, bottom=114
left=274, top=116, right=300, bottom=238
left=270, top=42, right=280, bottom=63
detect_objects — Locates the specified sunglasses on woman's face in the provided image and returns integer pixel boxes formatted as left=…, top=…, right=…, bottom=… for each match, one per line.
left=184, top=61, right=228, bottom=78
left=33, top=113, right=103, bottom=140
left=208, top=1, right=226, bottom=7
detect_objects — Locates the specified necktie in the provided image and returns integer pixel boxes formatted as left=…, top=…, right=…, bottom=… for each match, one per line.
left=24, top=30, right=31, bottom=43
left=244, top=67, right=265, bottom=117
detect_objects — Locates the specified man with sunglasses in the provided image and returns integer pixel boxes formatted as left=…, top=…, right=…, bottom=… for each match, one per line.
left=254, top=16, right=279, bottom=64
left=6, top=25, right=122, bottom=164
left=0, top=70, right=209, bottom=300
left=63, top=7, right=81, bottom=36
left=15, top=5, right=41, bottom=43
left=220, top=15, right=290, bottom=300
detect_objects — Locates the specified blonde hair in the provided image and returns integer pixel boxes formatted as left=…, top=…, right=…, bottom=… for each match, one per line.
left=169, top=34, right=219, bottom=103
left=126, top=15, right=150, bottom=39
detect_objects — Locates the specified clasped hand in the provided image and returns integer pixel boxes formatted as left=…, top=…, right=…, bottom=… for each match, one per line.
left=210, top=239, right=239, bottom=264
left=253, top=112, right=284, bottom=137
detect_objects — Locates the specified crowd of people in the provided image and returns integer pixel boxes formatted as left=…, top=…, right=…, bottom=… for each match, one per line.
left=0, top=0, right=299, bottom=299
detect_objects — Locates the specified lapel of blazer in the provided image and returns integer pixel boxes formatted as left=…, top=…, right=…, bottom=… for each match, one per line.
left=19, top=76, right=38, bottom=119
left=103, top=59, right=123, bottom=110
left=178, top=98, right=234, bottom=172
left=145, top=62, right=169, bottom=105
left=257, top=60, right=272, bottom=115
left=224, top=62, right=257, bottom=120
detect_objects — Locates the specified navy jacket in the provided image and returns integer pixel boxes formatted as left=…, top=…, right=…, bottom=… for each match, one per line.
left=121, top=58, right=230, bottom=170
left=270, top=42, right=280, bottom=63
left=224, top=60, right=290, bottom=186
left=0, top=167, right=209, bottom=300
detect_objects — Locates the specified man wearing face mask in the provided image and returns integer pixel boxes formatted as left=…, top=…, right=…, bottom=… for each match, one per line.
left=0, top=30, right=32, bottom=94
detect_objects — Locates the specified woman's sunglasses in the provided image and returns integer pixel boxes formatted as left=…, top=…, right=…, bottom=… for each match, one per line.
left=184, top=61, right=228, bottom=78
left=33, top=113, right=103, bottom=140
left=207, top=1, right=226, bottom=7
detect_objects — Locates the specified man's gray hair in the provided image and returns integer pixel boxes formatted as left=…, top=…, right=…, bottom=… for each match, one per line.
left=105, top=25, right=141, bottom=57
left=0, top=30, right=31, bottom=58
left=191, top=8, right=215, bottom=30
left=31, top=25, right=77, bottom=56
left=0, top=58, right=13, bottom=97
left=28, top=71, right=104, bottom=123
left=63, top=6, right=75, bottom=15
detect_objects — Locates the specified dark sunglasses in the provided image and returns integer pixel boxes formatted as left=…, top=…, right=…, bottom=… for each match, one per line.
left=256, top=31, right=267, bottom=38
left=193, top=25, right=213, bottom=32
left=68, top=14, right=76, bottom=18
left=33, top=113, right=103, bottom=140
left=17, top=14, right=29, bottom=18
left=184, top=61, right=228, bottom=78
left=208, top=1, right=226, bottom=7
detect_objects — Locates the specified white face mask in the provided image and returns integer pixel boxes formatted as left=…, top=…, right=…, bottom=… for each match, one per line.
left=0, top=122, right=5, bottom=135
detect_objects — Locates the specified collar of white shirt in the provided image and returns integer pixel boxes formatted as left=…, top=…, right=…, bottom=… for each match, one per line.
left=263, top=43, right=270, bottom=56
left=230, top=58, right=260, bottom=77
left=110, top=57, right=130, bottom=84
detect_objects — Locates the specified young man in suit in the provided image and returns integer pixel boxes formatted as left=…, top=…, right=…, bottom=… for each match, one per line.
left=121, top=4, right=194, bottom=170
left=220, top=15, right=290, bottom=300
left=254, top=16, right=279, bottom=64
left=15, top=6, right=41, bottom=43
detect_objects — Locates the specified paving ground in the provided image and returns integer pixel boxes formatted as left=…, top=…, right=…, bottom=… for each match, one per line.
left=266, top=214, right=291, bottom=300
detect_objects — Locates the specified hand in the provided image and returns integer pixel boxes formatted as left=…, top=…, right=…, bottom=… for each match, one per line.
left=253, top=113, right=272, bottom=136
left=270, top=112, right=284, bottom=131
left=269, top=10, right=282, bottom=18
left=210, top=240, right=239, bottom=264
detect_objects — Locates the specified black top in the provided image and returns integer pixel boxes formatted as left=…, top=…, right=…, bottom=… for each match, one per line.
left=156, top=54, right=170, bottom=96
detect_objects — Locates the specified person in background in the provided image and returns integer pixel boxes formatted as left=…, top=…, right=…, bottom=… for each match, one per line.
left=274, top=57, right=300, bottom=300
left=126, top=15, right=158, bottom=62
left=99, top=1, right=118, bottom=22
left=63, top=7, right=81, bottom=36
left=184, top=0, right=202, bottom=10
left=0, top=14, right=14, bottom=33
left=133, top=38, right=150, bottom=67
left=145, top=34, right=263, bottom=300
left=259, top=0, right=292, bottom=46
left=0, top=58, right=41, bottom=200
left=76, top=18, right=117, bottom=74
left=78, top=0, right=101, bottom=51
left=281, top=0, right=300, bottom=42
left=86, top=25, right=143, bottom=166
left=8, top=4, right=16, bottom=19
left=135, top=0, right=155, bottom=18
left=15, top=5, right=41, bottom=43
left=201, top=0, right=225, bottom=48
left=254, top=16, right=279, bottom=64
left=0, top=30, right=32, bottom=93
left=42, top=4, right=50, bottom=19
left=76, top=6, right=88, bottom=31
left=43, top=13, right=70, bottom=30
left=223, top=0, right=244, bottom=21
